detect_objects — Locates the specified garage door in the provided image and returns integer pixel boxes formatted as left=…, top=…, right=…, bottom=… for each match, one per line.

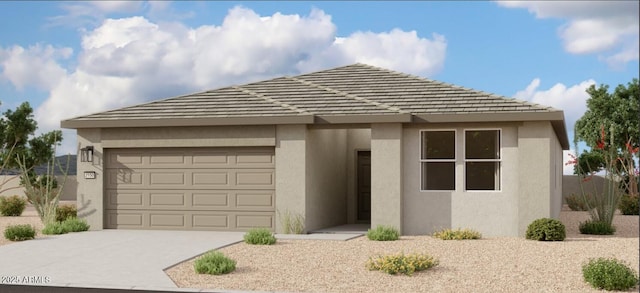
left=104, top=147, right=275, bottom=231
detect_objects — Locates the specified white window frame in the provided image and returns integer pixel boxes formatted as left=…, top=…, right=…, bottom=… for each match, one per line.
left=463, top=128, right=502, bottom=192
left=419, top=129, right=457, bottom=192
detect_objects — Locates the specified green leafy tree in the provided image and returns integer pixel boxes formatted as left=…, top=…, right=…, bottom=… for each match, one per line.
left=574, top=79, right=639, bottom=171
left=574, top=79, right=639, bottom=186
left=0, top=102, right=63, bottom=188
left=0, top=102, right=62, bottom=169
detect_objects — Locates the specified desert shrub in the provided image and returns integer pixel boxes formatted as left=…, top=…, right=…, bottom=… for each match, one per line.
left=525, top=218, right=566, bottom=241
left=582, top=258, right=639, bottom=291
left=366, top=253, right=439, bottom=276
left=618, top=194, right=639, bottom=215
left=61, top=217, right=90, bottom=232
left=56, top=204, right=77, bottom=222
left=244, top=228, right=276, bottom=245
left=565, top=193, right=595, bottom=211
left=579, top=220, right=616, bottom=235
left=433, top=228, right=482, bottom=240
left=42, top=221, right=67, bottom=235
left=278, top=209, right=305, bottom=234
left=367, top=225, right=400, bottom=241
left=4, top=224, right=36, bottom=241
left=0, top=195, right=27, bottom=216
left=194, top=251, right=236, bottom=275
left=42, top=217, right=90, bottom=235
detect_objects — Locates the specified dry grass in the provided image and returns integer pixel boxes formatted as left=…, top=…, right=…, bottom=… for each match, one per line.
left=166, top=210, right=639, bottom=293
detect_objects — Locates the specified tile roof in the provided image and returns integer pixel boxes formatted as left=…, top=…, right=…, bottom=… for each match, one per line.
left=61, top=63, right=563, bottom=127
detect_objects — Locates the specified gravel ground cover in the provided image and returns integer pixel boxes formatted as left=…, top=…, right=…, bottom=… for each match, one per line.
left=166, top=210, right=639, bottom=293
left=1, top=206, right=637, bottom=292
left=0, top=208, right=47, bottom=246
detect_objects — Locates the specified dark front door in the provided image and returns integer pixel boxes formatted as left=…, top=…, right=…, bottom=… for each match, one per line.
left=357, top=151, right=371, bottom=222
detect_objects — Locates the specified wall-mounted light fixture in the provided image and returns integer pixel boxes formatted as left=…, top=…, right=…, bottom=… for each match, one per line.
left=80, top=146, right=94, bottom=162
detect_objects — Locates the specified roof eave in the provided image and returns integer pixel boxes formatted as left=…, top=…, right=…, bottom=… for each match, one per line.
left=315, top=113, right=412, bottom=124
left=414, top=111, right=570, bottom=149
left=413, top=111, right=564, bottom=123
left=61, top=115, right=315, bottom=129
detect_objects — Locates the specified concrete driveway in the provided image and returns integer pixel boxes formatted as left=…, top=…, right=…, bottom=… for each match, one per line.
left=0, top=230, right=244, bottom=290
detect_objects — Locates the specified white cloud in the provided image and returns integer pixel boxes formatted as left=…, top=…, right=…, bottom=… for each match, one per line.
left=0, top=6, right=447, bottom=154
left=48, top=0, right=146, bottom=28
left=497, top=1, right=639, bottom=67
left=513, top=79, right=597, bottom=174
left=298, top=29, right=446, bottom=77
left=513, top=78, right=596, bottom=133
left=0, top=44, right=72, bottom=90
left=89, top=1, right=145, bottom=14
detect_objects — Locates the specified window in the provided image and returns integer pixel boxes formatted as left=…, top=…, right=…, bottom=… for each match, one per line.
left=421, top=130, right=455, bottom=191
left=465, top=130, right=501, bottom=191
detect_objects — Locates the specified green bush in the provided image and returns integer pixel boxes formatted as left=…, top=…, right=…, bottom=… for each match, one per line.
left=0, top=195, right=27, bottom=216
left=582, top=258, right=639, bottom=291
left=42, top=221, right=67, bottom=235
left=579, top=220, right=616, bottom=235
left=56, top=204, right=77, bottom=222
left=366, top=253, right=439, bottom=276
left=244, top=228, right=276, bottom=245
left=194, top=251, right=236, bottom=275
left=61, top=217, right=90, bottom=232
left=366, top=225, right=400, bottom=241
left=618, top=194, right=639, bottom=215
left=525, top=218, right=566, bottom=241
left=433, top=228, right=482, bottom=240
left=565, top=193, right=595, bottom=211
left=42, top=217, right=90, bottom=235
left=4, top=224, right=36, bottom=241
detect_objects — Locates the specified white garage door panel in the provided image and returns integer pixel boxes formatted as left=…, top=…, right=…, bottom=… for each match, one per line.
left=104, top=147, right=275, bottom=231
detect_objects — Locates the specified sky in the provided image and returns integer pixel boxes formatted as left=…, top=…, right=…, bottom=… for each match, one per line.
left=0, top=1, right=638, bottom=174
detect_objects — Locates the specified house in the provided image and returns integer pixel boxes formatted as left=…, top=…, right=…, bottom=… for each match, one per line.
left=61, top=64, right=569, bottom=237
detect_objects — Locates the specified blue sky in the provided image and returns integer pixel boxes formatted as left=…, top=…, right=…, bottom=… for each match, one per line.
left=0, top=1, right=638, bottom=173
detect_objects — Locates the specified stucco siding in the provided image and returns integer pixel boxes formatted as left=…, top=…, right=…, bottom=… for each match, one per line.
left=305, top=129, right=348, bottom=231
left=76, top=128, right=104, bottom=230
left=517, top=121, right=554, bottom=236
left=402, top=123, right=520, bottom=236
left=346, top=128, right=371, bottom=224
left=371, top=123, right=403, bottom=231
left=274, top=125, right=307, bottom=233
left=551, top=134, right=563, bottom=218
left=451, top=125, right=519, bottom=236
left=101, top=125, right=276, bottom=148
left=402, top=126, right=451, bottom=234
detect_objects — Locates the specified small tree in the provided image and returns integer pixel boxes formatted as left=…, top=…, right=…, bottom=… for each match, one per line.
left=569, top=125, right=637, bottom=231
left=572, top=79, right=639, bottom=230
left=17, top=152, right=70, bottom=225
left=0, top=102, right=63, bottom=194
left=574, top=79, right=639, bottom=195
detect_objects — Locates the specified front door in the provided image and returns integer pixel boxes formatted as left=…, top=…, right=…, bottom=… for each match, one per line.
left=357, top=151, right=371, bottom=222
